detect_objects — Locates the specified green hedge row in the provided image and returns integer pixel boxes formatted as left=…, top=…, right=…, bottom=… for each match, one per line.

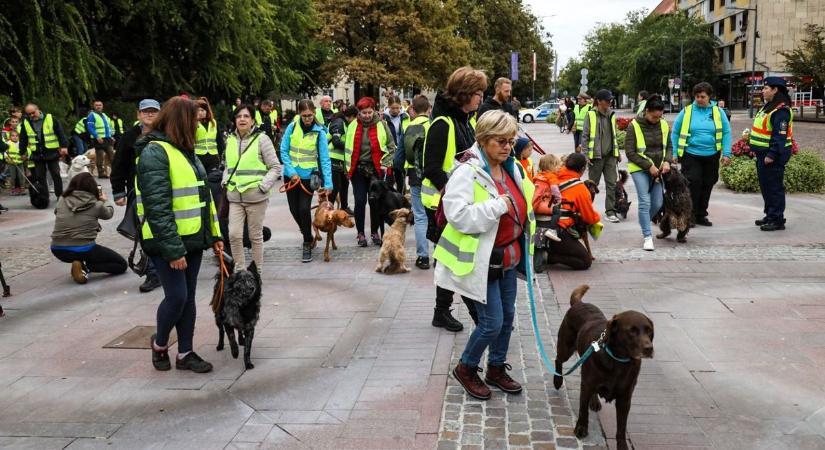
left=720, top=151, right=825, bottom=193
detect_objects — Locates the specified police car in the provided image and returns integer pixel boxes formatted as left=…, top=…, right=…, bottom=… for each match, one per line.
left=519, top=102, right=559, bottom=123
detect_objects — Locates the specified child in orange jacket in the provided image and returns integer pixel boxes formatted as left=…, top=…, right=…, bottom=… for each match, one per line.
left=515, top=137, right=534, bottom=182
left=533, top=153, right=562, bottom=242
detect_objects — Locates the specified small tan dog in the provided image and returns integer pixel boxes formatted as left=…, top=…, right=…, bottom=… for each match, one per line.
left=83, top=149, right=112, bottom=177
left=375, top=208, right=413, bottom=274
left=313, top=190, right=354, bottom=262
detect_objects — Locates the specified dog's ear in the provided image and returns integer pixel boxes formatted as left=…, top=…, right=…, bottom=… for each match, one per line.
left=247, top=260, right=257, bottom=273
left=389, top=209, right=400, bottom=221
left=605, top=316, right=620, bottom=343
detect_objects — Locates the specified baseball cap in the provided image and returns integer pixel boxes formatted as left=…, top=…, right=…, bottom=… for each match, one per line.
left=138, top=99, right=161, bottom=111
left=594, top=89, right=614, bottom=102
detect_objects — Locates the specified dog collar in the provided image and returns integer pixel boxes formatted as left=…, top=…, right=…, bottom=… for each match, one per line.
left=603, top=344, right=631, bottom=363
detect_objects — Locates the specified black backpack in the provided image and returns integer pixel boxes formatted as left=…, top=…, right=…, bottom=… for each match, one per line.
left=403, top=121, right=427, bottom=177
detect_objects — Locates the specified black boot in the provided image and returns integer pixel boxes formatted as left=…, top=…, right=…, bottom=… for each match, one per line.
left=432, top=308, right=463, bottom=332
left=139, top=275, right=161, bottom=293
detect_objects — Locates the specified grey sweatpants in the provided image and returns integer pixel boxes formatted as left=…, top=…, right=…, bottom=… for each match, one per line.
left=588, top=156, right=618, bottom=216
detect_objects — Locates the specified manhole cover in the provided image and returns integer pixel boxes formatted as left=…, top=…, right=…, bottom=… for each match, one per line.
left=104, top=326, right=177, bottom=349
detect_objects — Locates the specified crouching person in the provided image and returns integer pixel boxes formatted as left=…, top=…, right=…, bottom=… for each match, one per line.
left=435, top=110, right=536, bottom=400
left=51, top=172, right=127, bottom=283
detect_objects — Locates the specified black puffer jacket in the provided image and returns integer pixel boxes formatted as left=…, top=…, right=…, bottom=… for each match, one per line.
left=135, top=130, right=220, bottom=261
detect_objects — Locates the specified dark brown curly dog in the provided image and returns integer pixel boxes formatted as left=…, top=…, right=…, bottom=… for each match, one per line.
left=654, top=167, right=692, bottom=243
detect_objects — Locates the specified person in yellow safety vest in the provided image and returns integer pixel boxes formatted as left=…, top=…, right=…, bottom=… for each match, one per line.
left=222, top=104, right=280, bottom=270
left=194, top=97, right=226, bottom=218
left=327, top=106, right=358, bottom=216
left=228, top=97, right=242, bottom=127
left=71, top=116, right=88, bottom=156
left=434, top=110, right=535, bottom=401
left=3, top=129, right=27, bottom=195
left=384, top=95, right=410, bottom=193
left=279, top=100, right=334, bottom=263
left=87, top=100, right=115, bottom=179
left=580, top=89, right=622, bottom=223
left=344, top=96, right=396, bottom=247
left=625, top=95, right=673, bottom=251
left=422, top=66, right=487, bottom=333
left=134, top=96, right=223, bottom=374
left=20, top=102, right=69, bottom=199
left=254, top=99, right=280, bottom=143
left=2, top=115, right=20, bottom=142
left=751, top=77, right=794, bottom=232
left=569, top=93, right=592, bottom=150
left=670, top=82, right=732, bottom=227
left=403, top=94, right=432, bottom=270
left=109, top=113, right=124, bottom=140
left=635, top=90, right=649, bottom=117
left=315, top=95, right=337, bottom=127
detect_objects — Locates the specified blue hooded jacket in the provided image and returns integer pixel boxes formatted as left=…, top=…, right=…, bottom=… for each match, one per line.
left=279, top=120, right=333, bottom=190
left=670, top=101, right=732, bottom=158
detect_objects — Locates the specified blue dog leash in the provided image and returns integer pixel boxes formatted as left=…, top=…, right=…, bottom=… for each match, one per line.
left=525, top=252, right=629, bottom=378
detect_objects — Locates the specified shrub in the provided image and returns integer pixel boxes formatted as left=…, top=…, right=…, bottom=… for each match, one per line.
left=720, top=150, right=825, bottom=193
left=546, top=112, right=558, bottom=124
left=615, top=130, right=627, bottom=150
left=731, top=136, right=799, bottom=158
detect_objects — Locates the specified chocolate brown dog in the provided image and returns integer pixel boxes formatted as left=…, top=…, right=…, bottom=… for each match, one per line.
left=553, top=285, right=654, bottom=450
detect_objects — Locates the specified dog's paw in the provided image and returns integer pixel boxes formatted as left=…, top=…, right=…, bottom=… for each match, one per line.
left=216, top=343, right=224, bottom=351
left=589, top=396, right=602, bottom=412
left=655, top=233, right=667, bottom=240
left=245, top=361, right=255, bottom=370
left=324, top=255, right=331, bottom=262
left=677, top=237, right=687, bottom=243
left=553, top=376, right=563, bottom=390
left=374, top=265, right=383, bottom=273
left=574, top=422, right=589, bottom=438
left=616, top=439, right=629, bottom=450
left=230, top=345, right=239, bottom=359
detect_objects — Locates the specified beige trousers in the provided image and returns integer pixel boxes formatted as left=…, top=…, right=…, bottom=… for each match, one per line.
left=228, top=200, right=268, bottom=271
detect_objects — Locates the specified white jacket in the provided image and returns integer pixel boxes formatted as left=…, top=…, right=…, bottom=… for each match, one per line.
left=433, top=143, right=529, bottom=304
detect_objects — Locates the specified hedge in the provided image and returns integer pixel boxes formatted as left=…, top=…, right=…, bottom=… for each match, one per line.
left=720, top=150, right=825, bottom=193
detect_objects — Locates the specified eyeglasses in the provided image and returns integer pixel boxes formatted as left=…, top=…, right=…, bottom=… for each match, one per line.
left=494, top=137, right=516, bottom=147
left=300, top=114, right=315, bottom=119
left=473, top=91, right=483, bottom=98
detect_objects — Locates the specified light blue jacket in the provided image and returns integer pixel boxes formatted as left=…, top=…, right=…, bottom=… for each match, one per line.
left=279, top=121, right=333, bottom=190
left=670, top=101, right=732, bottom=158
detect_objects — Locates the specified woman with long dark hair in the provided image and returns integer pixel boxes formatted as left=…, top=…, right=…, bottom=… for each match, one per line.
left=50, top=172, right=126, bottom=283
left=279, top=99, right=333, bottom=262
left=135, top=96, right=223, bottom=373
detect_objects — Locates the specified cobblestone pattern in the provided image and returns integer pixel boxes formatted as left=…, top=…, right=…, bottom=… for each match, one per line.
left=593, top=243, right=825, bottom=262
left=437, top=275, right=608, bottom=450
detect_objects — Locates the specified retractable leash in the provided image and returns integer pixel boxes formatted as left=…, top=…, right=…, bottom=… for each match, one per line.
left=524, top=251, right=628, bottom=379
left=518, top=126, right=547, bottom=155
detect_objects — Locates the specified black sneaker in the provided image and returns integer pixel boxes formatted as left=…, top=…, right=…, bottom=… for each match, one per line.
left=176, top=352, right=213, bottom=373
left=302, top=242, right=313, bottom=263
left=695, top=217, right=713, bottom=226
left=357, top=233, right=368, bottom=247
left=760, top=222, right=786, bottom=231
left=415, top=257, right=430, bottom=270
left=371, top=233, right=383, bottom=246
left=0, top=204, right=8, bottom=212
left=344, top=207, right=354, bottom=216
left=150, top=334, right=171, bottom=371
left=432, top=308, right=463, bottom=332
left=756, top=218, right=785, bottom=226
left=139, top=275, right=161, bottom=293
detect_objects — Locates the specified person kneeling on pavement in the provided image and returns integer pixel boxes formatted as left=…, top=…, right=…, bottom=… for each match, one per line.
left=50, top=172, right=127, bottom=284
left=436, top=110, right=536, bottom=400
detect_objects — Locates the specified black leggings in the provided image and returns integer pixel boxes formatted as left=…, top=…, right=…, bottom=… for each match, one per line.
left=546, top=228, right=592, bottom=270
left=286, top=178, right=314, bottom=243
left=330, top=161, right=349, bottom=210
left=51, top=244, right=127, bottom=275
left=35, top=159, right=63, bottom=197
left=351, top=170, right=381, bottom=235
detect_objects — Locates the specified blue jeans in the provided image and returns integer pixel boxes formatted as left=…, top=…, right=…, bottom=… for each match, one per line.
left=409, top=185, right=429, bottom=258
left=152, top=251, right=203, bottom=353
left=460, top=269, right=517, bottom=367
left=630, top=171, right=663, bottom=238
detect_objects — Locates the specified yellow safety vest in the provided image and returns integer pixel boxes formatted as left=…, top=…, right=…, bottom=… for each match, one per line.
left=433, top=161, right=536, bottom=276
left=573, top=103, right=592, bottom=131
left=5, top=141, right=23, bottom=165
left=677, top=104, right=723, bottom=157
left=255, top=110, right=279, bottom=128
left=627, top=119, right=669, bottom=173
left=749, top=105, right=793, bottom=149
left=586, top=110, right=619, bottom=159
left=420, top=116, right=457, bottom=209
left=23, top=114, right=59, bottom=151
left=288, top=122, right=320, bottom=170
left=469, top=112, right=477, bottom=130
left=315, top=107, right=337, bottom=126
left=109, top=117, right=123, bottom=135
left=344, top=120, right=389, bottom=174
left=135, top=141, right=220, bottom=240
left=73, top=118, right=86, bottom=135
left=194, top=120, right=219, bottom=156
left=225, top=133, right=268, bottom=193
left=90, top=112, right=111, bottom=138
left=403, top=115, right=430, bottom=170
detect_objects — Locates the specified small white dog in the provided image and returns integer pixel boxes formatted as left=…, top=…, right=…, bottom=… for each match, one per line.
left=67, top=155, right=92, bottom=180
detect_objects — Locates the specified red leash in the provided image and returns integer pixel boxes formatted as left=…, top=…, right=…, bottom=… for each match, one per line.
left=279, top=177, right=314, bottom=196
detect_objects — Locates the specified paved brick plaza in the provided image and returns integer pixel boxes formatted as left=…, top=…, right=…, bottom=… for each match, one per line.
left=1, top=118, right=824, bottom=449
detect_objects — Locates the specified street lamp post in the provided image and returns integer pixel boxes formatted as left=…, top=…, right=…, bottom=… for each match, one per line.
left=727, top=3, right=759, bottom=118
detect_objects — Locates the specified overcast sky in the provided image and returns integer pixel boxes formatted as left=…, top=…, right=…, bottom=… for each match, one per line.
left=524, top=0, right=664, bottom=72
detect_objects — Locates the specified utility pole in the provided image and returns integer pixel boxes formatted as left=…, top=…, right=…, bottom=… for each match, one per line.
left=750, top=3, right=759, bottom=118
left=678, top=40, right=683, bottom=112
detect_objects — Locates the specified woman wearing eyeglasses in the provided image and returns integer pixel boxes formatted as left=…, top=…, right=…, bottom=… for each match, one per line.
left=434, top=110, right=535, bottom=400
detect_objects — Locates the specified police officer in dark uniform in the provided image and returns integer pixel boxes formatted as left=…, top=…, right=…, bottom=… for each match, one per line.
left=750, top=77, right=793, bottom=231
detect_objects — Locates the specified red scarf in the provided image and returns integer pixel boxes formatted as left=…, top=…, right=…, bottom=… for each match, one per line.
left=349, top=121, right=383, bottom=177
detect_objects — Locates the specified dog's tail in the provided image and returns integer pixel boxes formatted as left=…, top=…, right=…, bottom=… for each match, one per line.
left=618, top=169, right=629, bottom=184
left=570, top=284, right=590, bottom=305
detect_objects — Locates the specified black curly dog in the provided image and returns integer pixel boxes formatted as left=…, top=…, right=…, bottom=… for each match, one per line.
left=654, top=167, right=693, bottom=243
left=614, top=169, right=631, bottom=219
left=213, top=260, right=261, bottom=369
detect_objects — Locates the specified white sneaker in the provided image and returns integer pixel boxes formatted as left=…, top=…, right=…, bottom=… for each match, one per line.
left=544, top=229, right=561, bottom=242
left=605, top=213, right=620, bottom=223
left=643, top=236, right=654, bottom=251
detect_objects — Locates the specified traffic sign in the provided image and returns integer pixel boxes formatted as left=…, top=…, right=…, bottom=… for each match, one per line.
left=668, top=78, right=674, bottom=89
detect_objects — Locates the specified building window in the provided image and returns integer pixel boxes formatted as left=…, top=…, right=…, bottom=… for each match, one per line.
left=741, top=11, right=748, bottom=31
left=718, top=48, right=724, bottom=64
left=729, top=16, right=735, bottom=33
left=741, top=41, right=747, bottom=59
left=728, top=45, right=734, bottom=64
left=709, top=0, right=715, bottom=12
left=717, top=21, right=724, bottom=36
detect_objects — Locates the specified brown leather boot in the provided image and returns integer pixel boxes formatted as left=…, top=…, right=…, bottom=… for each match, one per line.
left=452, top=362, right=491, bottom=400
left=485, top=363, right=522, bottom=394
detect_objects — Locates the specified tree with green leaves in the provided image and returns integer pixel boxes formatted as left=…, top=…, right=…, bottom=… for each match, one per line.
left=780, top=24, right=825, bottom=90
